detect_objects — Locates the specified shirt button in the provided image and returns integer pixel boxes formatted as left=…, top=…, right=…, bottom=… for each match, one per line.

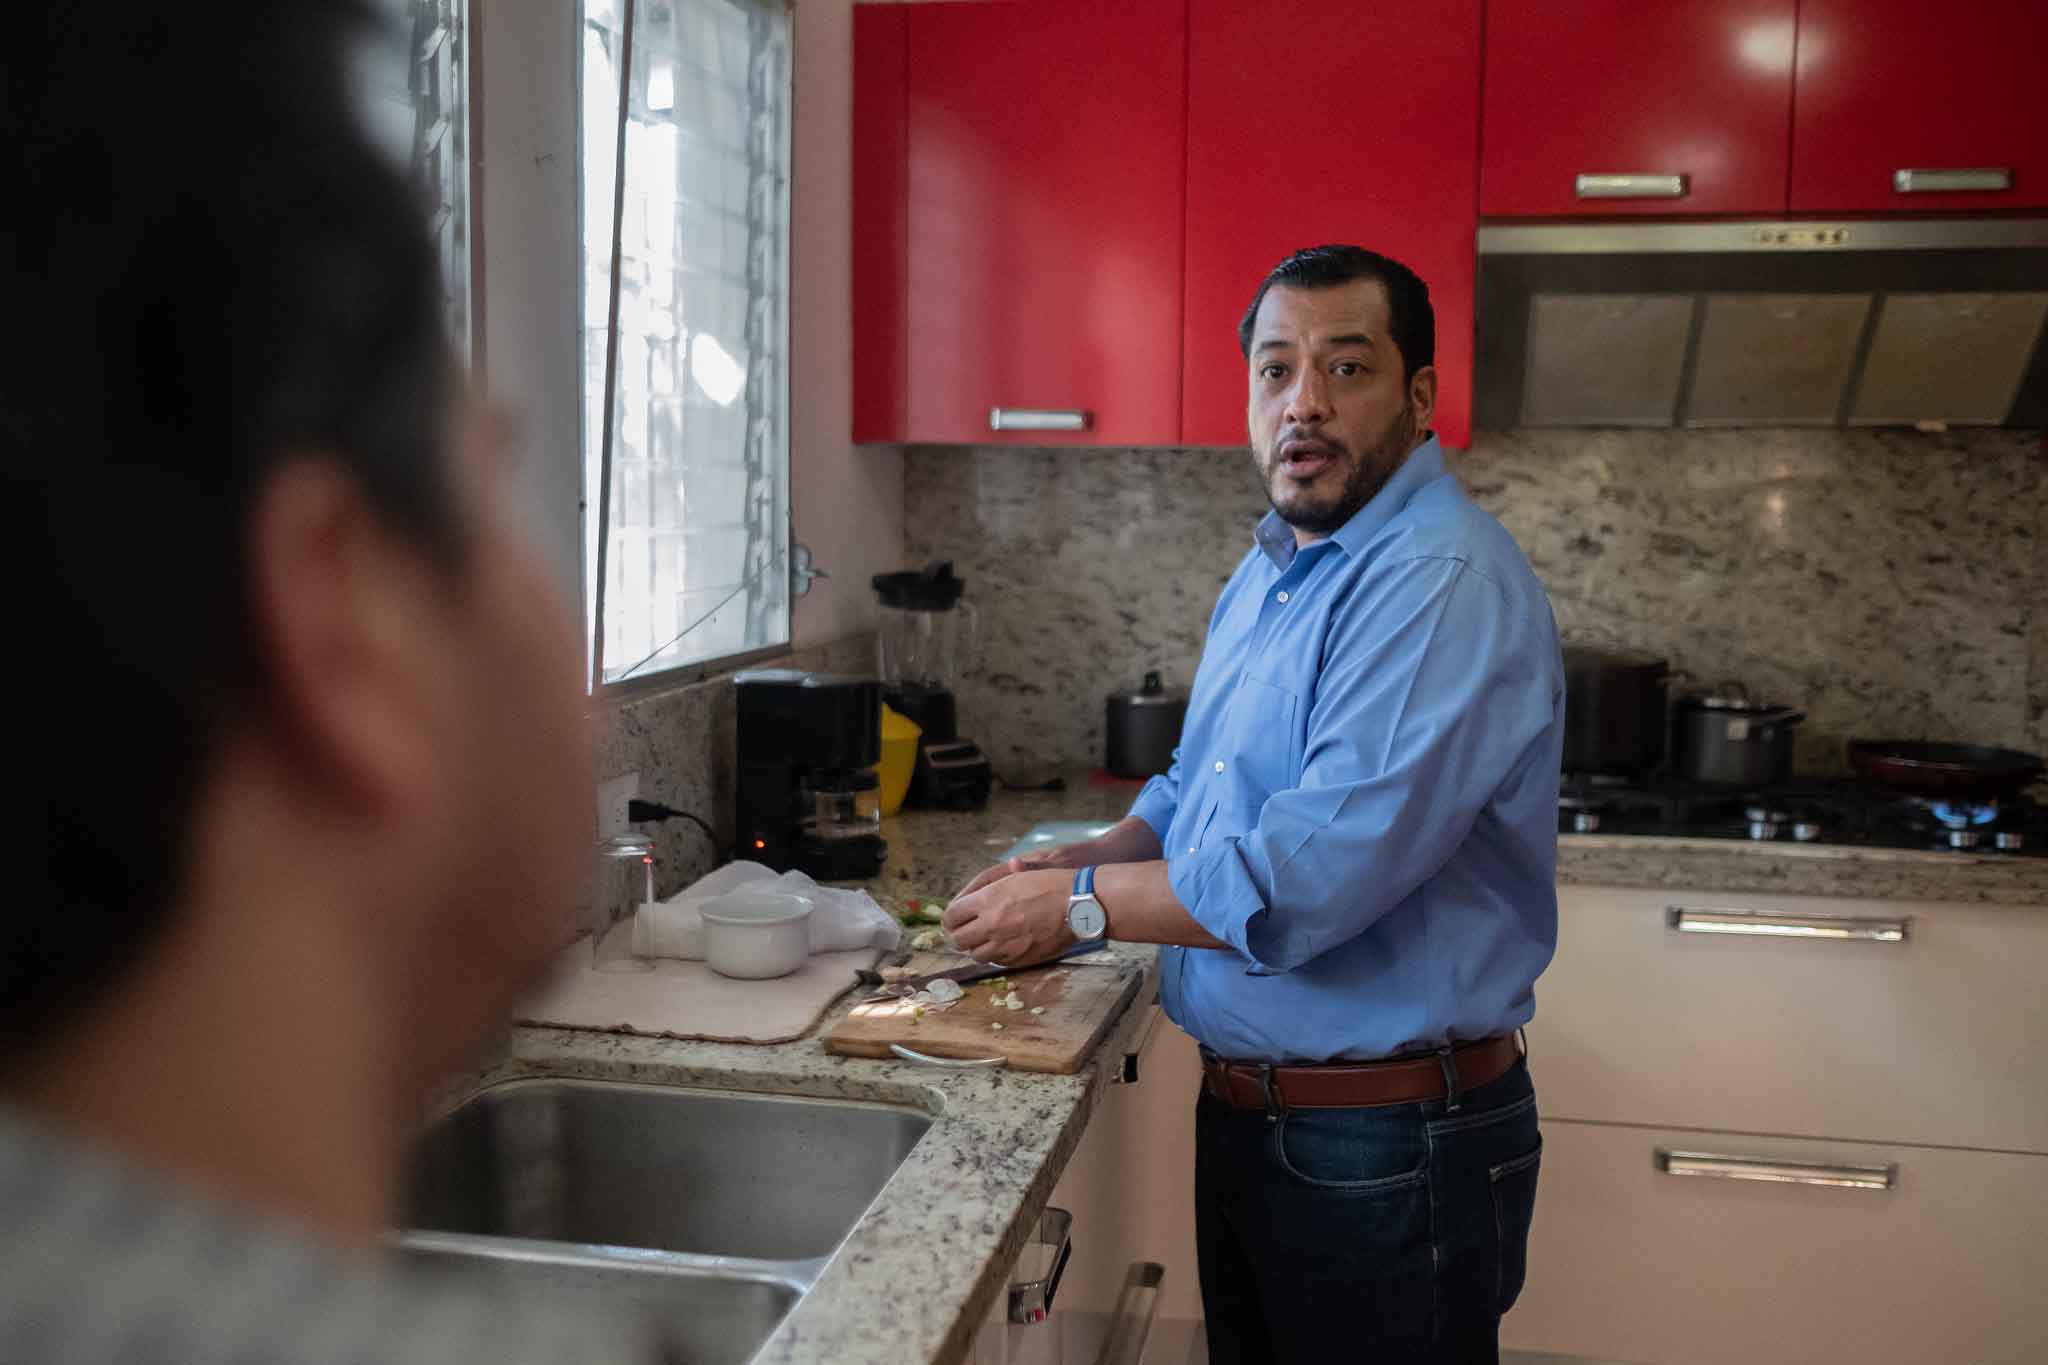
left=1276, top=590, right=1290, bottom=603
left=1213, top=760, right=1226, bottom=773
left=1187, top=846, right=1198, bottom=854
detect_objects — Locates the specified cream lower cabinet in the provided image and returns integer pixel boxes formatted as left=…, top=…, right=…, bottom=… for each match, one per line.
left=1502, top=1118, right=2048, bottom=1365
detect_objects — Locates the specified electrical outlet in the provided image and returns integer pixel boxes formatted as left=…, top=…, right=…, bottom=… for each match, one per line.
left=596, top=772, right=640, bottom=839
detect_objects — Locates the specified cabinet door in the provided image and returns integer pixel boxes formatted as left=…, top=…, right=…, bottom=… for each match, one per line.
left=852, top=4, right=909, bottom=443
left=1791, top=0, right=2048, bottom=212
left=1481, top=0, right=1796, bottom=217
left=903, top=0, right=1186, bottom=445
left=1181, top=0, right=1479, bottom=449
left=1504, top=1119, right=2048, bottom=1365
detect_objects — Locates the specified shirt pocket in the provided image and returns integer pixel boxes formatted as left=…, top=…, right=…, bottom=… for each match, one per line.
left=1221, top=674, right=1301, bottom=806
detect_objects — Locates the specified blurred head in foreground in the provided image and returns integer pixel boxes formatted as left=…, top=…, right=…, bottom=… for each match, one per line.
left=0, top=0, right=589, bottom=1234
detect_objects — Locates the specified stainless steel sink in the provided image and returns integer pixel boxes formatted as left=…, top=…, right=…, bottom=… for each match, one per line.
left=398, top=1078, right=933, bottom=1361
left=401, top=1236, right=802, bottom=1365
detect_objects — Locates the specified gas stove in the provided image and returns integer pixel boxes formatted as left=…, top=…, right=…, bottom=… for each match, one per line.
left=1559, top=774, right=2048, bottom=855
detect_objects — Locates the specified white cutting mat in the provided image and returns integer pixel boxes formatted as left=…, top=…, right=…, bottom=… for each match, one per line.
left=517, top=936, right=881, bottom=1045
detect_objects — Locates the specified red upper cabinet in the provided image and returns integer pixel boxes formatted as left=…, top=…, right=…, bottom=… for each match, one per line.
left=1182, top=0, right=1481, bottom=449
left=1481, top=0, right=1797, bottom=218
left=1791, top=0, right=2048, bottom=213
left=851, top=5, right=908, bottom=444
left=900, top=0, right=1187, bottom=445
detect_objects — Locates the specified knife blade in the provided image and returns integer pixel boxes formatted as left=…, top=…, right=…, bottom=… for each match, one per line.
left=855, top=939, right=1106, bottom=991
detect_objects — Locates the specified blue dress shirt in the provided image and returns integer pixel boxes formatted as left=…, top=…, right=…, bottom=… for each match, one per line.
left=1129, top=437, right=1564, bottom=1064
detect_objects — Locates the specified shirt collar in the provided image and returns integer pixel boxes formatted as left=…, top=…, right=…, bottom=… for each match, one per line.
left=1253, top=434, right=1447, bottom=570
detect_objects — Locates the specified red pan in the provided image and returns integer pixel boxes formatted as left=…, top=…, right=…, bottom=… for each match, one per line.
left=1847, top=740, right=2045, bottom=802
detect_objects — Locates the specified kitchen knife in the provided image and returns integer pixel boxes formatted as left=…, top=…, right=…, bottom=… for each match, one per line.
left=855, top=939, right=1107, bottom=991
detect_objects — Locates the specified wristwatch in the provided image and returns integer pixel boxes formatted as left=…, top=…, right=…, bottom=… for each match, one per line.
left=1067, top=866, right=1109, bottom=942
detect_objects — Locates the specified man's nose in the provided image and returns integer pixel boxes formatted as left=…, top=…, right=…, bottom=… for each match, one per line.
left=1285, top=368, right=1331, bottom=426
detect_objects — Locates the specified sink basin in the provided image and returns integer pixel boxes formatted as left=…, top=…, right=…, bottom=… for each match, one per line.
left=398, top=1077, right=933, bottom=1360
left=404, top=1077, right=932, bottom=1260
left=402, top=1236, right=802, bottom=1365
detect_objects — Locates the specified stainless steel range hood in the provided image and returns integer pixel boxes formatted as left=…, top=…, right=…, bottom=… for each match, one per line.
left=1473, top=220, right=2048, bottom=429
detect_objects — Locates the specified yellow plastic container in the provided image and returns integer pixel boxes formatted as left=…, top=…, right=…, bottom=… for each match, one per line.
left=875, top=703, right=922, bottom=816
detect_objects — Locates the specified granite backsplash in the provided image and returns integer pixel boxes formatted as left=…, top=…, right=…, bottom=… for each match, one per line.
left=903, top=428, right=2048, bottom=778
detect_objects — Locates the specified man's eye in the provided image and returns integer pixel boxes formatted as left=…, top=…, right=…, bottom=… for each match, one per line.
left=1260, top=364, right=1287, bottom=381
left=1334, top=361, right=1364, bottom=377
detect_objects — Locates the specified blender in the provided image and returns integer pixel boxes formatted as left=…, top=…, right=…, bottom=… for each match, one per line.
left=871, top=561, right=994, bottom=810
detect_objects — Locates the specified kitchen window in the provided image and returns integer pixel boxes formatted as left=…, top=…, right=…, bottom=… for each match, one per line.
left=581, top=0, right=793, bottom=688
left=358, top=0, right=473, bottom=354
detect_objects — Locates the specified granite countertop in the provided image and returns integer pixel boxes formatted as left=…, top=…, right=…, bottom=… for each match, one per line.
left=477, top=779, right=1159, bottom=1365
left=468, top=774, right=2048, bottom=1363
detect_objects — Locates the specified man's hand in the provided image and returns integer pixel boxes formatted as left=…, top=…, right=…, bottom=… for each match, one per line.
left=942, top=868, right=1076, bottom=966
left=953, top=849, right=1068, bottom=901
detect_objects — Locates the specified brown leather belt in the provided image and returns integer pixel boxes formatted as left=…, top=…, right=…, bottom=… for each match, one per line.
left=1201, top=1035, right=1522, bottom=1111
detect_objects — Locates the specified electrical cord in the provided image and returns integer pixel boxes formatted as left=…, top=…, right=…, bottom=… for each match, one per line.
left=627, top=799, right=724, bottom=863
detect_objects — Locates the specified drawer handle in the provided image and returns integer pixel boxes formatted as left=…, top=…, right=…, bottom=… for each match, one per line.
left=990, top=407, right=1091, bottom=432
left=1666, top=905, right=1909, bottom=943
left=1657, top=1148, right=1896, bottom=1191
left=1893, top=166, right=2012, bottom=194
left=1574, top=172, right=1689, bottom=199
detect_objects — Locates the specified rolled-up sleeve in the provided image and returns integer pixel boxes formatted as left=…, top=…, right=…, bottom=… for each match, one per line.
left=1170, top=556, right=1555, bottom=973
left=1128, top=756, right=1183, bottom=843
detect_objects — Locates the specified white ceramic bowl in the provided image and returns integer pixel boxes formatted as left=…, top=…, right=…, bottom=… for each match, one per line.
left=699, top=890, right=814, bottom=980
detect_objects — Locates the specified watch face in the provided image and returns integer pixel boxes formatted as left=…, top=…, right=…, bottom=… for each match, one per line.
left=1069, top=896, right=1108, bottom=940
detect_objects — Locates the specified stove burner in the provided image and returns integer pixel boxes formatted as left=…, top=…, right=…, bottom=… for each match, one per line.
left=1929, top=800, right=1999, bottom=830
left=1555, top=773, right=2044, bottom=855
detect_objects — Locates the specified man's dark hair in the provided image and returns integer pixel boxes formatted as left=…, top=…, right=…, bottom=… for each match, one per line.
left=1237, top=244, right=1435, bottom=383
left=1, top=2, right=461, bottom=1042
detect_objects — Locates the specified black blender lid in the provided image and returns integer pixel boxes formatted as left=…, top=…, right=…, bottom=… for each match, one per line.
left=872, top=560, right=965, bottom=610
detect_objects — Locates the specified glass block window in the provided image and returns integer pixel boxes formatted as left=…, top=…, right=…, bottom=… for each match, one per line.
left=582, top=0, right=792, bottom=686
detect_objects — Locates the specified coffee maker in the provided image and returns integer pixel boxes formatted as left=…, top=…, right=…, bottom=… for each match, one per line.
left=871, top=562, right=994, bottom=810
left=733, top=670, right=888, bottom=880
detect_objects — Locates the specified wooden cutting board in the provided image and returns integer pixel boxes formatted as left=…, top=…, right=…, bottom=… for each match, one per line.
left=823, top=951, right=1141, bottom=1074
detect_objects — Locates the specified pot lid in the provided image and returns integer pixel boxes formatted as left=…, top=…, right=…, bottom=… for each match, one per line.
left=872, top=560, right=965, bottom=611
left=1111, top=670, right=1187, bottom=706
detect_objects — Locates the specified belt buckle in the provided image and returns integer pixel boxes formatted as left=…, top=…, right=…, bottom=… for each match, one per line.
left=1257, top=1063, right=1281, bottom=1122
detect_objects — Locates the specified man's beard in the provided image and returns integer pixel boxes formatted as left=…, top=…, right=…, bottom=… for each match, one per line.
left=1256, top=399, right=1418, bottom=536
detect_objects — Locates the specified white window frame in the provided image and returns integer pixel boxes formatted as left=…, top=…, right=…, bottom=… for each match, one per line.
left=473, top=0, right=795, bottom=697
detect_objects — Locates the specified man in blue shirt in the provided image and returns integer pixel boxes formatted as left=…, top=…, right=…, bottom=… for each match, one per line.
left=946, top=245, right=1564, bottom=1361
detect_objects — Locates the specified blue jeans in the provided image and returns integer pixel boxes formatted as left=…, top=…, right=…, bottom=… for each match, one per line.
left=1194, top=1055, right=1541, bottom=1363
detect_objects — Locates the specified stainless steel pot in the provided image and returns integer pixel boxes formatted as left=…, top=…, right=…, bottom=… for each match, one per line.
left=1105, top=672, right=1187, bottom=779
left=1673, top=694, right=1806, bottom=786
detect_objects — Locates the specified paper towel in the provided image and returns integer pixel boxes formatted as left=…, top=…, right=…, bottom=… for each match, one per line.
left=631, top=861, right=903, bottom=961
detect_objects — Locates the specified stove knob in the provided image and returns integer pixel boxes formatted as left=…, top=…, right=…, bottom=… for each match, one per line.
left=1946, top=829, right=1982, bottom=850
left=1572, top=811, right=1601, bottom=833
left=1791, top=822, right=1823, bottom=843
left=1994, top=831, right=2024, bottom=852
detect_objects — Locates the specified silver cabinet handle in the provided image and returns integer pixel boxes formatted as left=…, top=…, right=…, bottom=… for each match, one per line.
left=990, top=407, right=1091, bottom=432
left=1575, top=173, right=1689, bottom=199
left=1666, top=905, right=1909, bottom=942
left=1092, top=1262, right=1165, bottom=1365
left=1657, top=1148, right=1896, bottom=1191
left=888, top=1043, right=1005, bottom=1068
left=1893, top=167, right=2012, bottom=194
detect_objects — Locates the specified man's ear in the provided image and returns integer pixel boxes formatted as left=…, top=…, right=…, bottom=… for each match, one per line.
left=1409, top=364, right=1439, bottom=434
left=243, top=457, right=446, bottom=816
